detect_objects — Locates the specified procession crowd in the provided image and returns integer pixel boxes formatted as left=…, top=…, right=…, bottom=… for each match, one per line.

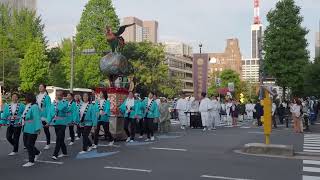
left=1, top=83, right=319, bottom=168
left=0, top=84, right=169, bottom=167
left=174, top=93, right=319, bottom=133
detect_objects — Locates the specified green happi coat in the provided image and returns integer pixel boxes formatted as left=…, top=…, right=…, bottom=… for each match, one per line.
left=2, top=102, right=25, bottom=126
left=20, top=104, right=42, bottom=134
left=47, top=100, right=69, bottom=126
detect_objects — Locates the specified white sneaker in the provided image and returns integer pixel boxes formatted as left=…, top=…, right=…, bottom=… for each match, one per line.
left=145, top=138, right=150, bottom=142
left=34, top=152, right=41, bottom=161
left=126, top=137, right=131, bottom=142
left=69, top=142, right=74, bottom=146
left=108, top=141, right=114, bottom=146
left=139, top=136, right=143, bottom=139
left=203, top=128, right=207, bottom=131
left=8, top=152, right=17, bottom=156
left=91, top=144, right=97, bottom=149
left=44, top=145, right=50, bottom=150
left=87, top=147, right=92, bottom=152
left=75, top=137, right=80, bottom=141
left=22, top=162, right=35, bottom=167
left=67, top=137, right=71, bottom=140
left=151, top=136, right=155, bottom=141
left=79, top=151, right=87, bottom=154
left=129, top=140, right=134, bottom=143
left=58, top=154, right=68, bottom=158
left=51, top=156, right=58, bottom=160
left=180, top=126, right=185, bottom=130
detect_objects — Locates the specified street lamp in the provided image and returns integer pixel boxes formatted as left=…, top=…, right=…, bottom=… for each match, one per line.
left=70, top=36, right=75, bottom=93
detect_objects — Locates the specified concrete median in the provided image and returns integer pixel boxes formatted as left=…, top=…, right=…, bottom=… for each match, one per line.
left=242, top=143, right=294, bottom=157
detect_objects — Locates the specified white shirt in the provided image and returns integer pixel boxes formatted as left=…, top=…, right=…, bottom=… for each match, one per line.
left=272, top=103, right=277, bottom=116
left=147, top=98, right=153, bottom=106
left=126, top=98, right=134, bottom=111
left=291, top=103, right=301, bottom=117
left=225, top=102, right=233, bottom=115
left=80, top=102, right=89, bottom=119
left=211, top=99, right=221, bottom=112
left=37, top=92, right=46, bottom=108
left=199, top=98, right=213, bottom=112
left=21, top=104, right=31, bottom=126
left=99, top=99, right=106, bottom=109
left=10, top=103, right=18, bottom=115
left=176, top=98, right=188, bottom=111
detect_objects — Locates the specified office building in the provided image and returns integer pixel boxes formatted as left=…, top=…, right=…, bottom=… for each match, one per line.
left=163, top=41, right=193, bottom=57
left=316, top=32, right=320, bottom=58
left=242, top=58, right=260, bottom=83
left=165, top=54, right=193, bottom=94
left=0, top=0, right=36, bottom=11
left=208, top=39, right=243, bottom=78
left=122, top=17, right=158, bottom=43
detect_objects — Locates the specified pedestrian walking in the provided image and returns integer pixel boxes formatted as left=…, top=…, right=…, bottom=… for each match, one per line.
left=120, top=91, right=137, bottom=143
left=176, top=93, right=188, bottom=130
left=199, top=92, right=214, bottom=131
left=21, top=93, right=42, bottom=167
left=290, top=98, right=302, bottom=133
left=142, top=92, right=160, bottom=141
left=159, top=98, right=171, bottom=133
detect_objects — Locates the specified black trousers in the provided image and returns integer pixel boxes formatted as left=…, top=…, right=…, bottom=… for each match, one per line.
left=83, top=126, right=92, bottom=151
left=272, top=115, right=277, bottom=128
left=144, top=118, right=154, bottom=139
left=94, top=121, right=114, bottom=145
left=124, top=118, right=136, bottom=140
left=6, top=126, right=22, bottom=152
left=257, top=117, right=262, bottom=126
left=24, top=133, right=40, bottom=163
left=138, top=119, right=144, bottom=136
left=42, top=121, right=51, bottom=145
left=76, top=126, right=83, bottom=138
left=69, top=125, right=75, bottom=142
left=53, top=125, right=67, bottom=157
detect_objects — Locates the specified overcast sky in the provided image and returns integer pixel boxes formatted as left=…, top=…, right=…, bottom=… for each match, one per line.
left=37, top=0, right=320, bottom=59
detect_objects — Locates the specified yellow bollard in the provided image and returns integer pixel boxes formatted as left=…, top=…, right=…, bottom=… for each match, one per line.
left=262, top=89, right=272, bottom=145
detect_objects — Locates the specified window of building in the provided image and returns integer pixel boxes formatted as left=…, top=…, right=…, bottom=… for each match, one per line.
left=251, top=60, right=255, bottom=65
left=246, top=60, right=250, bottom=65
left=220, top=68, right=223, bottom=71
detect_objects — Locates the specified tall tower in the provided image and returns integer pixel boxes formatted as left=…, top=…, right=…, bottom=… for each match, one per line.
left=251, top=0, right=263, bottom=59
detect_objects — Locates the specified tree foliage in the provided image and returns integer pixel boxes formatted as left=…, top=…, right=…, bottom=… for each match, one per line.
left=70, top=0, right=119, bottom=88
left=0, top=4, right=46, bottom=92
left=263, top=0, right=309, bottom=96
left=122, top=42, right=182, bottom=97
left=20, top=38, right=49, bottom=92
left=303, top=57, right=320, bottom=97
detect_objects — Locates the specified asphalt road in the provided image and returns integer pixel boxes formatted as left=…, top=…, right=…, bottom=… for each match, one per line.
left=0, top=122, right=310, bottom=180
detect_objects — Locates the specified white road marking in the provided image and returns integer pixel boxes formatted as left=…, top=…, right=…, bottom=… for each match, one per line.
left=303, top=160, right=320, bottom=165
left=304, top=146, right=320, bottom=150
left=304, top=167, right=320, bottom=173
left=36, top=160, right=64, bottom=165
left=98, top=144, right=120, bottom=148
left=36, top=141, right=56, bottom=144
left=151, top=147, right=187, bottom=152
left=304, top=149, right=320, bottom=153
left=200, top=175, right=254, bottom=180
left=305, top=134, right=320, bottom=137
left=304, top=144, right=320, bottom=147
left=303, top=175, right=320, bottom=180
left=104, top=166, right=152, bottom=173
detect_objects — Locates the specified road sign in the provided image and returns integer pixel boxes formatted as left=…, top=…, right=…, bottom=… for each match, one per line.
left=215, top=78, right=221, bottom=87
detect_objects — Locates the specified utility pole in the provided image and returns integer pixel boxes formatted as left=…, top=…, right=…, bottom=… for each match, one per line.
left=70, top=36, right=75, bottom=93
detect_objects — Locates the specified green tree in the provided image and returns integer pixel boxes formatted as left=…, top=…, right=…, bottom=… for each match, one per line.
left=20, top=38, right=49, bottom=92
left=122, top=42, right=178, bottom=97
left=70, top=0, right=119, bottom=88
left=76, top=0, right=119, bottom=53
left=304, top=57, right=320, bottom=97
left=263, top=0, right=309, bottom=97
left=0, top=4, right=46, bottom=91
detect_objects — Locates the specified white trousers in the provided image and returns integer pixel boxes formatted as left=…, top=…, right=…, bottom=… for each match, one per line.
left=210, top=111, right=220, bottom=127
left=178, top=111, right=188, bottom=126
left=201, top=112, right=212, bottom=127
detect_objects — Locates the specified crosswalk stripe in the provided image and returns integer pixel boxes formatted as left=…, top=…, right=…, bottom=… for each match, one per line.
left=304, top=149, right=320, bottom=153
left=304, top=141, right=320, bottom=143
left=305, top=138, right=320, bottom=140
left=304, top=146, right=320, bottom=150
left=304, top=167, right=320, bottom=173
left=303, top=175, right=320, bottom=180
left=304, top=160, right=320, bottom=165
left=305, top=144, right=320, bottom=147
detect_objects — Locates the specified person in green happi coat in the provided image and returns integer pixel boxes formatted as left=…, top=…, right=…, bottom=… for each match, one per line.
left=20, top=93, right=42, bottom=167
left=47, top=90, right=69, bottom=160
left=2, top=93, right=25, bottom=155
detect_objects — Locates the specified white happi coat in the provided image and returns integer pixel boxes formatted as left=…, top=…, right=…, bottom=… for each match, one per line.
left=176, top=98, right=188, bottom=126
left=225, top=102, right=233, bottom=125
left=245, top=103, right=255, bottom=119
left=199, top=98, right=214, bottom=127
left=210, top=100, right=221, bottom=127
